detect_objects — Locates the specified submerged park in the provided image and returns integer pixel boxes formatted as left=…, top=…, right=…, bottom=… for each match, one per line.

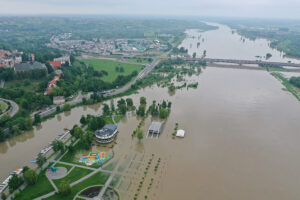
left=3, top=23, right=300, bottom=200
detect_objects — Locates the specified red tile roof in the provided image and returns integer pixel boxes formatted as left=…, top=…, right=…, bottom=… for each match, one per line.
left=48, top=61, right=61, bottom=69
left=44, top=88, right=53, bottom=95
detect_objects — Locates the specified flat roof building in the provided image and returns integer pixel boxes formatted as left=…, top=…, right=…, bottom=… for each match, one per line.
left=95, top=124, right=118, bottom=144
left=176, top=129, right=185, bottom=138
left=147, top=121, right=163, bottom=139
left=14, top=62, right=46, bottom=73
left=53, top=96, right=65, bottom=105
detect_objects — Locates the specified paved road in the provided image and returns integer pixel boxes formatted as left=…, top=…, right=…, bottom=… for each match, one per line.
left=104, top=50, right=170, bottom=97
left=31, top=50, right=170, bottom=124
left=0, top=98, right=19, bottom=117
left=0, top=80, right=4, bottom=88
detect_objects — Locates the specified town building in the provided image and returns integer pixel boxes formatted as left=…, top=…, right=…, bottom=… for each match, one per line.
left=48, top=61, right=61, bottom=69
left=44, top=88, right=53, bottom=95
left=14, top=62, right=46, bottom=73
left=53, top=96, right=65, bottom=105
left=14, top=56, right=22, bottom=64
left=176, top=129, right=185, bottom=138
left=0, top=49, right=23, bottom=67
left=48, top=76, right=60, bottom=88
left=54, top=55, right=70, bottom=65
left=148, top=121, right=163, bottom=134
left=95, top=124, right=118, bottom=144
left=30, top=54, right=35, bottom=62
left=44, top=76, right=60, bottom=95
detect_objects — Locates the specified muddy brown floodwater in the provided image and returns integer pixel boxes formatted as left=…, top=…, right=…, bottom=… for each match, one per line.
left=89, top=66, right=300, bottom=200
left=2, top=66, right=300, bottom=200
left=2, top=22, right=300, bottom=199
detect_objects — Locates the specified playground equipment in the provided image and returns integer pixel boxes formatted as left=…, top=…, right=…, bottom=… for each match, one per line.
left=79, top=152, right=109, bottom=166
left=48, top=166, right=57, bottom=172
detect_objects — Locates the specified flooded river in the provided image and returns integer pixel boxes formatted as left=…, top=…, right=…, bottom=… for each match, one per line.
left=1, top=23, right=300, bottom=200
left=103, top=67, right=300, bottom=200
left=179, top=22, right=300, bottom=64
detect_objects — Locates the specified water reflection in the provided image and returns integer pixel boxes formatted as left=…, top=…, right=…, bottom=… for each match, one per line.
left=57, top=114, right=62, bottom=122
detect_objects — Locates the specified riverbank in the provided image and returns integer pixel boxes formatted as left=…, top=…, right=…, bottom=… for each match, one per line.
left=2, top=66, right=300, bottom=199
left=271, top=72, right=300, bottom=101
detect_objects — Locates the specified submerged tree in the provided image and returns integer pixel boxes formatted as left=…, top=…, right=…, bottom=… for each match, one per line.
left=140, top=97, right=147, bottom=105
left=126, top=98, right=134, bottom=107
left=102, top=103, right=110, bottom=115
left=136, top=128, right=144, bottom=142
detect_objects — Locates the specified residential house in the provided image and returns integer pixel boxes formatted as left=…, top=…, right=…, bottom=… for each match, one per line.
left=53, top=96, right=65, bottom=105
left=54, top=55, right=71, bottom=65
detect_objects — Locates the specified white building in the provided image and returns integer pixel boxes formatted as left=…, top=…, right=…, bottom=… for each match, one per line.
left=176, top=129, right=185, bottom=138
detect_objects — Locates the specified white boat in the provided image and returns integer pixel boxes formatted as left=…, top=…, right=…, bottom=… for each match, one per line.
left=41, top=146, right=52, bottom=154
left=0, top=168, right=22, bottom=193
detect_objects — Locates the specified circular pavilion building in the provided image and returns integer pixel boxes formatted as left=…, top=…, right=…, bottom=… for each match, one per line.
left=95, top=124, right=118, bottom=144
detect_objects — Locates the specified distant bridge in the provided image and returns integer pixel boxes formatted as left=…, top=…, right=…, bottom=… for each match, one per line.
left=183, top=58, right=300, bottom=68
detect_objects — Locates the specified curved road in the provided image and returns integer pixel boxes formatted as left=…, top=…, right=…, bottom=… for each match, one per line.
left=104, top=50, right=170, bottom=96
left=0, top=98, right=19, bottom=117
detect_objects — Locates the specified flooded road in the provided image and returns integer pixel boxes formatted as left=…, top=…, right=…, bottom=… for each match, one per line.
left=180, top=22, right=300, bottom=64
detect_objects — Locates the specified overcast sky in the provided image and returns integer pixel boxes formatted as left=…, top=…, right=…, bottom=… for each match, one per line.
left=1, top=0, right=300, bottom=19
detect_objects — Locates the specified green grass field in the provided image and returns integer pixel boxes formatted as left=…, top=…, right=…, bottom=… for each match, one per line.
left=54, top=163, right=73, bottom=172
left=0, top=101, right=7, bottom=112
left=53, top=167, right=93, bottom=187
left=271, top=72, right=300, bottom=101
left=126, top=58, right=150, bottom=64
left=5, top=80, right=41, bottom=92
left=44, top=172, right=109, bottom=200
left=103, top=115, right=122, bottom=124
left=17, top=168, right=54, bottom=200
left=82, top=59, right=143, bottom=83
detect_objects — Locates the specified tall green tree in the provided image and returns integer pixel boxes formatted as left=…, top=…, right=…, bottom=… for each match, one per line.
left=52, top=140, right=65, bottom=153
left=140, top=97, right=147, bottom=105
left=59, top=180, right=71, bottom=196
left=159, top=108, right=169, bottom=119
left=1, top=192, right=7, bottom=200
left=36, top=153, right=46, bottom=169
left=102, top=103, right=110, bottom=115
left=80, top=115, right=86, bottom=125
left=8, top=174, right=23, bottom=192
left=110, top=100, right=115, bottom=112
left=73, top=126, right=84, bottom=138
left=136, top=128, right=144, bottom=142
left=136, top=105, right=146, bottom=116
left=34, top=113, right=41, bottom=124
left=24, top=169, right=38, bottom=185
left=126, top=98, right=134, bottom=107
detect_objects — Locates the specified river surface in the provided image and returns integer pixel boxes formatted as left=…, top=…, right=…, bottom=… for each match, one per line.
left=1, top=23, right=300, bottom=200
left=179, top=22, right=300, bottom=64
left=93, top=66, right=300, bottom=200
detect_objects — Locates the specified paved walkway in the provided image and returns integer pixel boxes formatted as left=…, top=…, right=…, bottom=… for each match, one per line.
left=46, top=167, right=68, bottom=179
left=97, top=174, right=114, bottom=199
